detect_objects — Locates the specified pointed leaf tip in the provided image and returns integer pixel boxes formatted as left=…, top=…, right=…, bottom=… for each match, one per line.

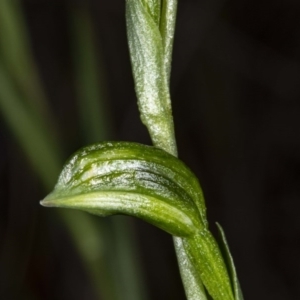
left=216, top=223, right=244, bottom=300
left=40, top=199, right=51, bottom=207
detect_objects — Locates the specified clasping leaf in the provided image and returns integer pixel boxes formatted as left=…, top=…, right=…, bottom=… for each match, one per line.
left=41, top=141, right=238, bottom=300
left=41, top=142, right=206, bottom=237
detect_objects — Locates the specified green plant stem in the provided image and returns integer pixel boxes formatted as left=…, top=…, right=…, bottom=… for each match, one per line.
left=130, top=1, right=209, bottom=299
left=126, top=0, right=206, bottom=298
left=150, top=122, right=209, bottom=299
left=160, top=0, right=178, bottom=83
left=126, top=0, right=177, bottom=156
left=173, top=238, right=208, bottom=300
left=127, top=1, right=235, bottom=299
left=154, top=106, right=210, bottom=300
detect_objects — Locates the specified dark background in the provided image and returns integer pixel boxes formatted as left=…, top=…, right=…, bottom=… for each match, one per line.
left=1, top=0, right=300, bottom=299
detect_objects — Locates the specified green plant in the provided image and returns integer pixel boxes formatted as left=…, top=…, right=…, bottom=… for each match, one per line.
left=41, top=1, right=243, bottom=299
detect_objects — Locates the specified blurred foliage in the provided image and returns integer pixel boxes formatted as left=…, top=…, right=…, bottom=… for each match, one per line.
left=0, top=1, right=147, bottom=300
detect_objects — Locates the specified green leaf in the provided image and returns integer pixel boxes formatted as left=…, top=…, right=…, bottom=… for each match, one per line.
left=184, top=231, right=234, bottom=300
left=41, top=142, right=207, bottom=237
left=141, top=0, right=161, bottom=25
left=216, top=223, right=244, bottom=300
left=126, top=0, right=177, bottom=156
left=41, top=141, right=236, bottom=300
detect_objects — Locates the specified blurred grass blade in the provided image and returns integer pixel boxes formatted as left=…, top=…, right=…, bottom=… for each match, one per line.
left=0, top=64, right=61, bottom=187
left=0, top=0, right=55, bottom=130
left=69, top=6, right=148, bottom=300
left=0, top=2, right=125, bottom=297
left=0, top=60, right=118, bottom=300
left=109, top=216, right=147, bottom=300
left=70, top=5, right=111, bottom=143
left=62, top=210, right=117, bottom=300
left=0, top=61, right=109, bottom=299
left=216, top=223, right=244, bottom=300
